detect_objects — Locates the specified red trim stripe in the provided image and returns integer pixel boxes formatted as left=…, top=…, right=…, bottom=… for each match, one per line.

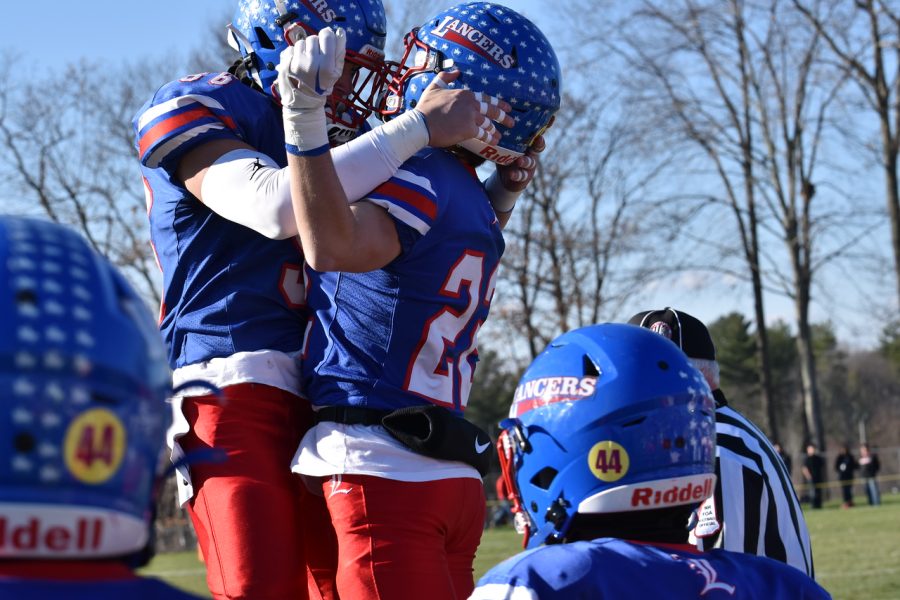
left=138, top=107, right=236, bottom=159
left=374, top=180, right=437, bottom=220
left=514, top=394, right=585, bottom=416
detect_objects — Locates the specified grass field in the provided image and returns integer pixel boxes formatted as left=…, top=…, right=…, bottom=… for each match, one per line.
left=141, top=492, right=900, bottom=598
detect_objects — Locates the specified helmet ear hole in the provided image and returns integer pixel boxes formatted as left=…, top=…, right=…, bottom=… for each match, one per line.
left=530, top=466, right=558, bottom=490
left=254, top=27, right=275, bottom=49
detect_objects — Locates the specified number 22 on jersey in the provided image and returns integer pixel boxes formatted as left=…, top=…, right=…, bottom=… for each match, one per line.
left=404, top=251, right=498, bottom=410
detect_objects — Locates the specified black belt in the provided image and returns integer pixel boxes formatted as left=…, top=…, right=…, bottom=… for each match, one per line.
left=315, top=404, right=493, bottom=476
left=314, top=405, right=390, bottom=426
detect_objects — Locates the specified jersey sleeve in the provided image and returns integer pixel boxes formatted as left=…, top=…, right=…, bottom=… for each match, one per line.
left=364, top=161, right=441, bottom=240
left=133, top=73, right=244, bottom=170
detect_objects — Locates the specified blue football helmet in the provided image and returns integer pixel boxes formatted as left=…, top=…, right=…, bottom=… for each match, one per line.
left=0, top=216, right=172, bottom=560
left=498, top=323, right=716, bottom=548
left=229, top=0, right=388, bottom=139
left=380, top=2, right=562, bottom=165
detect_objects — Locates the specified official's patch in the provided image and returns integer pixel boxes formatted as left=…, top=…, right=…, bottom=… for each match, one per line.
left=587, top=440, right=629, bottom=482
left=693, top=495, right=721, bottom=538
left=63, top=409, right=126, bottom=484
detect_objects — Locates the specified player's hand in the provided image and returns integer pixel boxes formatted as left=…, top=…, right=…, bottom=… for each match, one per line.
left=276, top=27, right=346, bottom=113
left=276, top=27, right=345, bottom=151
left=415, top=71, right=514, bottom=148
left=485, top=117, right=553, bottom=217
left=494, top=116, right=553, bottom=193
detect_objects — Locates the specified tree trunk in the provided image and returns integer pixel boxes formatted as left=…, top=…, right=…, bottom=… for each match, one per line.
left=881, top=135, right=900, bottom=306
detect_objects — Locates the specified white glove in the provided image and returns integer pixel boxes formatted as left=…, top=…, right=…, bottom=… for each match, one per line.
left=276, top=27, right=346, bottom=154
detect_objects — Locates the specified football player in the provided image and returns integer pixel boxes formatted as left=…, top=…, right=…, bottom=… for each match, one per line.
left=132, top=0, right=523, bottom=598
left=0, top=216, right=203, bottom=599
left=471, top=324, right=830, bottom=599
left=275, top=3, right=561, bottom=598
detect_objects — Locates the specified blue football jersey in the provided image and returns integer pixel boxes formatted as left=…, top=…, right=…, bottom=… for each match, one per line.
left=133, top=72, right=307, bottom=369
left=472, top=538, right=831, bottom=599
left=0, top=577, right=204, bottom=599
left=302, top=149, right=504, bottom=414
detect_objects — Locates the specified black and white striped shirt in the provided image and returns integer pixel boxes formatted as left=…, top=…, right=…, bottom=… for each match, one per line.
left=693, top=390, right=814, bottom=576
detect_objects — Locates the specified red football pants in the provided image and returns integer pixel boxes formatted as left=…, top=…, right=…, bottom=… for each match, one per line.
left=180, top=383, right=338, bottom=600
left=322, top=474, right=486, bottom=600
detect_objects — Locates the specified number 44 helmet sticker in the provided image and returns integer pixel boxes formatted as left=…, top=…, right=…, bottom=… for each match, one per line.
left=63, top=409, right=127, bottom=484
left=588, top=440, right=629, bottom=482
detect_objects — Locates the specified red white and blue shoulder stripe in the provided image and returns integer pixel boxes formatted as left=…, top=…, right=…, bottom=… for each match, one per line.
left=136, top=94, right=237, bottom=168
left=133, top=73, right=251, bottom=169
left=365, top=167, right=440, bottom=235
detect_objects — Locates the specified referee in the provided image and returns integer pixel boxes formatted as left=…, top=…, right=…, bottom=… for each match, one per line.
left=629, top=308, right=814, bottom=576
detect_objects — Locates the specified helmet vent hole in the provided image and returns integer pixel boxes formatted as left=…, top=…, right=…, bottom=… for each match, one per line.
left=550, top=78, right=558, bottom=89
left=657, top=360, right=669, bottom=371
left=582, top=355, right=600, bottom=377
left=621, top=416, right=646, bottom=428
left=14, top=432, right=35, bottom=453
left=675, top=436, right=685, bottom=448
left=91, top=393, right=119, bottom=406
left=15, top=289, right=38, bottom=306
left=509, top=46, right=519, bottom=68
left=530, top=466, right=558, bottom=490
left=530, top=501, right=538, bottom=512
left=254, top=27, right=275, bottom=49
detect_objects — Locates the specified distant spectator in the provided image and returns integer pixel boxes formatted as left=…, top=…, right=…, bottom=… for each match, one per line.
left=802, top=444, right=825, bottom=509
left=858, top=443, right=881, bottom=506
left=774, top=442, right=792, bottom=477
left=834, top=444, right=858, bottom=508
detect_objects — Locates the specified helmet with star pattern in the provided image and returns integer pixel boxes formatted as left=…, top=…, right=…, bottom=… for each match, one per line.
left=380, top=2, right=561, bottom=165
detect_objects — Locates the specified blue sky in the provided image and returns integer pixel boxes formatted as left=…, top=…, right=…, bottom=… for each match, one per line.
left=4, top=1, right=559, bottom=72
left=4, top=1, right=229, bottom=72
left=1, top=1, right=891, bottom=349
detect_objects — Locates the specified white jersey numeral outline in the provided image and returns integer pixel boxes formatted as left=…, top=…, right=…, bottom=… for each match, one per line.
left=404, top=250, right=496, bottom=409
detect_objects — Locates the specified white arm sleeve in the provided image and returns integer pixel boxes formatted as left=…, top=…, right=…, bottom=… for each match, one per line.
left=199, top=110, right=430, bottom=240
left=332, top=109, right=429, bottom=200
left=200, top=149, right=296, bottom=240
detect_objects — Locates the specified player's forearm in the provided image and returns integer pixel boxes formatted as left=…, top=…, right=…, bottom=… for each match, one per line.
left=484, top=170, right=517, bottom=229
left=333, top=110, right=429, bottom=201
left=286, top=152, right=357, bottom=271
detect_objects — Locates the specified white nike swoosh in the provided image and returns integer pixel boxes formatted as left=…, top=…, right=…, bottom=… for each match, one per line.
left=475, top=438, right=491, bottom=454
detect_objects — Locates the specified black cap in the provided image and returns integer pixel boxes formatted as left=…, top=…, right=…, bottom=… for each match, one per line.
left=627, top=308, right=716, bottom=361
